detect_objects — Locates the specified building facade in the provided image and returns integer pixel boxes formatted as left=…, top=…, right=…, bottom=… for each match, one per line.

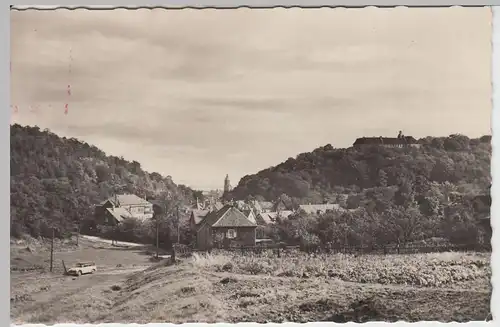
left=95, top=194, right=154, bottom=225
left=196, top=205, right=257, bottom=250
left=353, top=131, right=420, bottom=148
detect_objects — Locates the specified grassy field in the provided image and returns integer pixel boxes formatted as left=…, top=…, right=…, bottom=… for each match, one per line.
left=10, top=240, right=492, bottom=324
left=192, top=250, right=492, bottom=288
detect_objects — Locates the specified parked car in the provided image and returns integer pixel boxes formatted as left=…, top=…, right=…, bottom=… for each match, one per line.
left=67, top=262, right=97, bottom=276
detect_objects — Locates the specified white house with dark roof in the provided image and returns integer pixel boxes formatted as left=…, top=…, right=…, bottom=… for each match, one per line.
left=95, top=194, right=154, bottom=225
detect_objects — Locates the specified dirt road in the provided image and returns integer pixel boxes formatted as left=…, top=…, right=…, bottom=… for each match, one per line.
left=10, top=236, right=158, bottom=323
left=79, top=235, right=145, bottom=248
left=10, top=237, right=492, bottom=324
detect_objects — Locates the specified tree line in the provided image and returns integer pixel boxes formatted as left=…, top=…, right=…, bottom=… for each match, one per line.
left=230, top=134, right=491, bottom=205
left=233, top=134, right=491, bottom=248
left=10, top=124, right=200, bottom=239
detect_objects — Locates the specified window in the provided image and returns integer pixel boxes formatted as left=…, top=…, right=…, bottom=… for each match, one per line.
left=135, top=206, right=144, bottom=214
left=227, top=229, right=237, bottom=239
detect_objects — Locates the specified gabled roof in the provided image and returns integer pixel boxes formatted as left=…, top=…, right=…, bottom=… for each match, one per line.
left=353, top=136, right=418, bottom=146
left=191, top=209, right=209, bottom=225
left=202, top=205, right=257, bottom=228
left=106, top=207, right=131, bottom=223
left=100, top=194, right=151, bottom=207
left=242, top=208, right=256, bottom=224
left=299, top=204, right=341, bottom=214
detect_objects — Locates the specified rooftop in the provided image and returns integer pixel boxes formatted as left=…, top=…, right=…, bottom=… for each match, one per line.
left=101, top=194, right=151, bottom=207
left=202, top=205, right=257, bottom=228
left=353, top=136, right=419, bottom=146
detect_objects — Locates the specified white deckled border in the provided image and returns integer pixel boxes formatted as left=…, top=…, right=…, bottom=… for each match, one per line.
left=5, top=2, right=499, bottom=327
left=490, top=4, right=499, bottom=325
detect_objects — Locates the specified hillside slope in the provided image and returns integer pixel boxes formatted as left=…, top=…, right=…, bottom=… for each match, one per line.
left=10, top=124, right=198, bottom=239
left=230, top=134, right=491, bottom=204
left=11, top=252, right=491, bottom=324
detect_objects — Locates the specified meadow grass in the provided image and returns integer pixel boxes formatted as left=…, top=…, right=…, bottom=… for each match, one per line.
left=192, top=250, right=491, bottom=288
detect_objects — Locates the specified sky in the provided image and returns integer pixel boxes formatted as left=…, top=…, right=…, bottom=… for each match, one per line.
left=10, top=7, right=492, bottom=190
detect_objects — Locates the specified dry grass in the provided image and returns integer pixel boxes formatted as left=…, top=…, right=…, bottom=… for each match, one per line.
left=192, top=251, right=491, bottom=288
left=11, top=239, right=491, bottom=324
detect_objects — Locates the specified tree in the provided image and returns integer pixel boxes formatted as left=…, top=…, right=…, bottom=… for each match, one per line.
left=10, top=124, right=196, bottom=240
left=382, top=204, right=425, bottom=245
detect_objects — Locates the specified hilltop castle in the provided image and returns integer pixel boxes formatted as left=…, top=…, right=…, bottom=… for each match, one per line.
left=353, top=131, right=420, bottom=148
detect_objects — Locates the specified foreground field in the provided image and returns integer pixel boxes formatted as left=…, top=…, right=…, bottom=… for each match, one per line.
left=11, top=242, right=491, bottom=324
left=193, top=250, right=492, bottom=288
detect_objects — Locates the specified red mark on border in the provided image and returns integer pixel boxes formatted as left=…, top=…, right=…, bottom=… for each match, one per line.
left=64, top=104, right=68, bottom=115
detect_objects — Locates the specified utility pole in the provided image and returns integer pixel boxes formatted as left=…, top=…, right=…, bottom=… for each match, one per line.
left=176, top=205, right=180, bottom=244
left=50, top=228, right=55, bottom=272
left=76, top=224, right=80, bottom=247
left=156, top=216, right=160, bottom=259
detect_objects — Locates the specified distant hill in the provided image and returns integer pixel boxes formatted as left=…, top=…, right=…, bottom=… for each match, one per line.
left=229, top=134, right=492, bottom=204
left=10, top=124, right=199, bottom=238
left=228, top=134, right=491, bottom=248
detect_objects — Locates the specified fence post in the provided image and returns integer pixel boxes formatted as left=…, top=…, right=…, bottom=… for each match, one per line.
left=171, top=246, right=176, bottom=263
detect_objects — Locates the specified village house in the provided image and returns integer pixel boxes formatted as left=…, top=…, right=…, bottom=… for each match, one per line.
left=189, top=209, right=210, bottom=232
left=256, top=210, right=294, bottom=225
left=250, top=200, right=274, bottom=214
left=353, top=131, right=420, bottom=148
left=196, top=205, right=257, bottom=250
left=190, top=202, right=256, bottom=233
left=196, top=197, right=223, bottom=212
left=94, top=194, right=154, bottom=225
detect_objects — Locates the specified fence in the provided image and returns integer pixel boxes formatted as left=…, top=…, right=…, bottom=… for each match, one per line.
left=318, top=243, right=491, bottom=255
left=182, top=242, right=491, bottom=258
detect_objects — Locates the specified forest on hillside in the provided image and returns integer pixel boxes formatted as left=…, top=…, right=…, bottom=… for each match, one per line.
left=10, top=124, right=199, bottom=239
left=230, top=134, right=491, bottom=204
left=232, top=134, right=492, bottom=248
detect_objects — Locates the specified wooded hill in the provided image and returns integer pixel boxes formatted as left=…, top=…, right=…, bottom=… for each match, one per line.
left=10, top=124, right=200, bottom=239
left=230, top=134, right=492, bottom=247
left=230, top=134, right=491, bottom=204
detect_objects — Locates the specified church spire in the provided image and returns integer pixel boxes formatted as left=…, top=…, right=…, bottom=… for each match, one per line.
left=224, top=174, right=232, bottom=193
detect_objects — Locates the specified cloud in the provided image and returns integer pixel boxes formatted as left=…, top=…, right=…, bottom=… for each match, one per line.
left=10, top=7, right=492, bottom=190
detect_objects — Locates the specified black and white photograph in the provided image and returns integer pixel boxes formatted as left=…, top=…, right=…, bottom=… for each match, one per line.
left=10, top=6, right=493, bottom=324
